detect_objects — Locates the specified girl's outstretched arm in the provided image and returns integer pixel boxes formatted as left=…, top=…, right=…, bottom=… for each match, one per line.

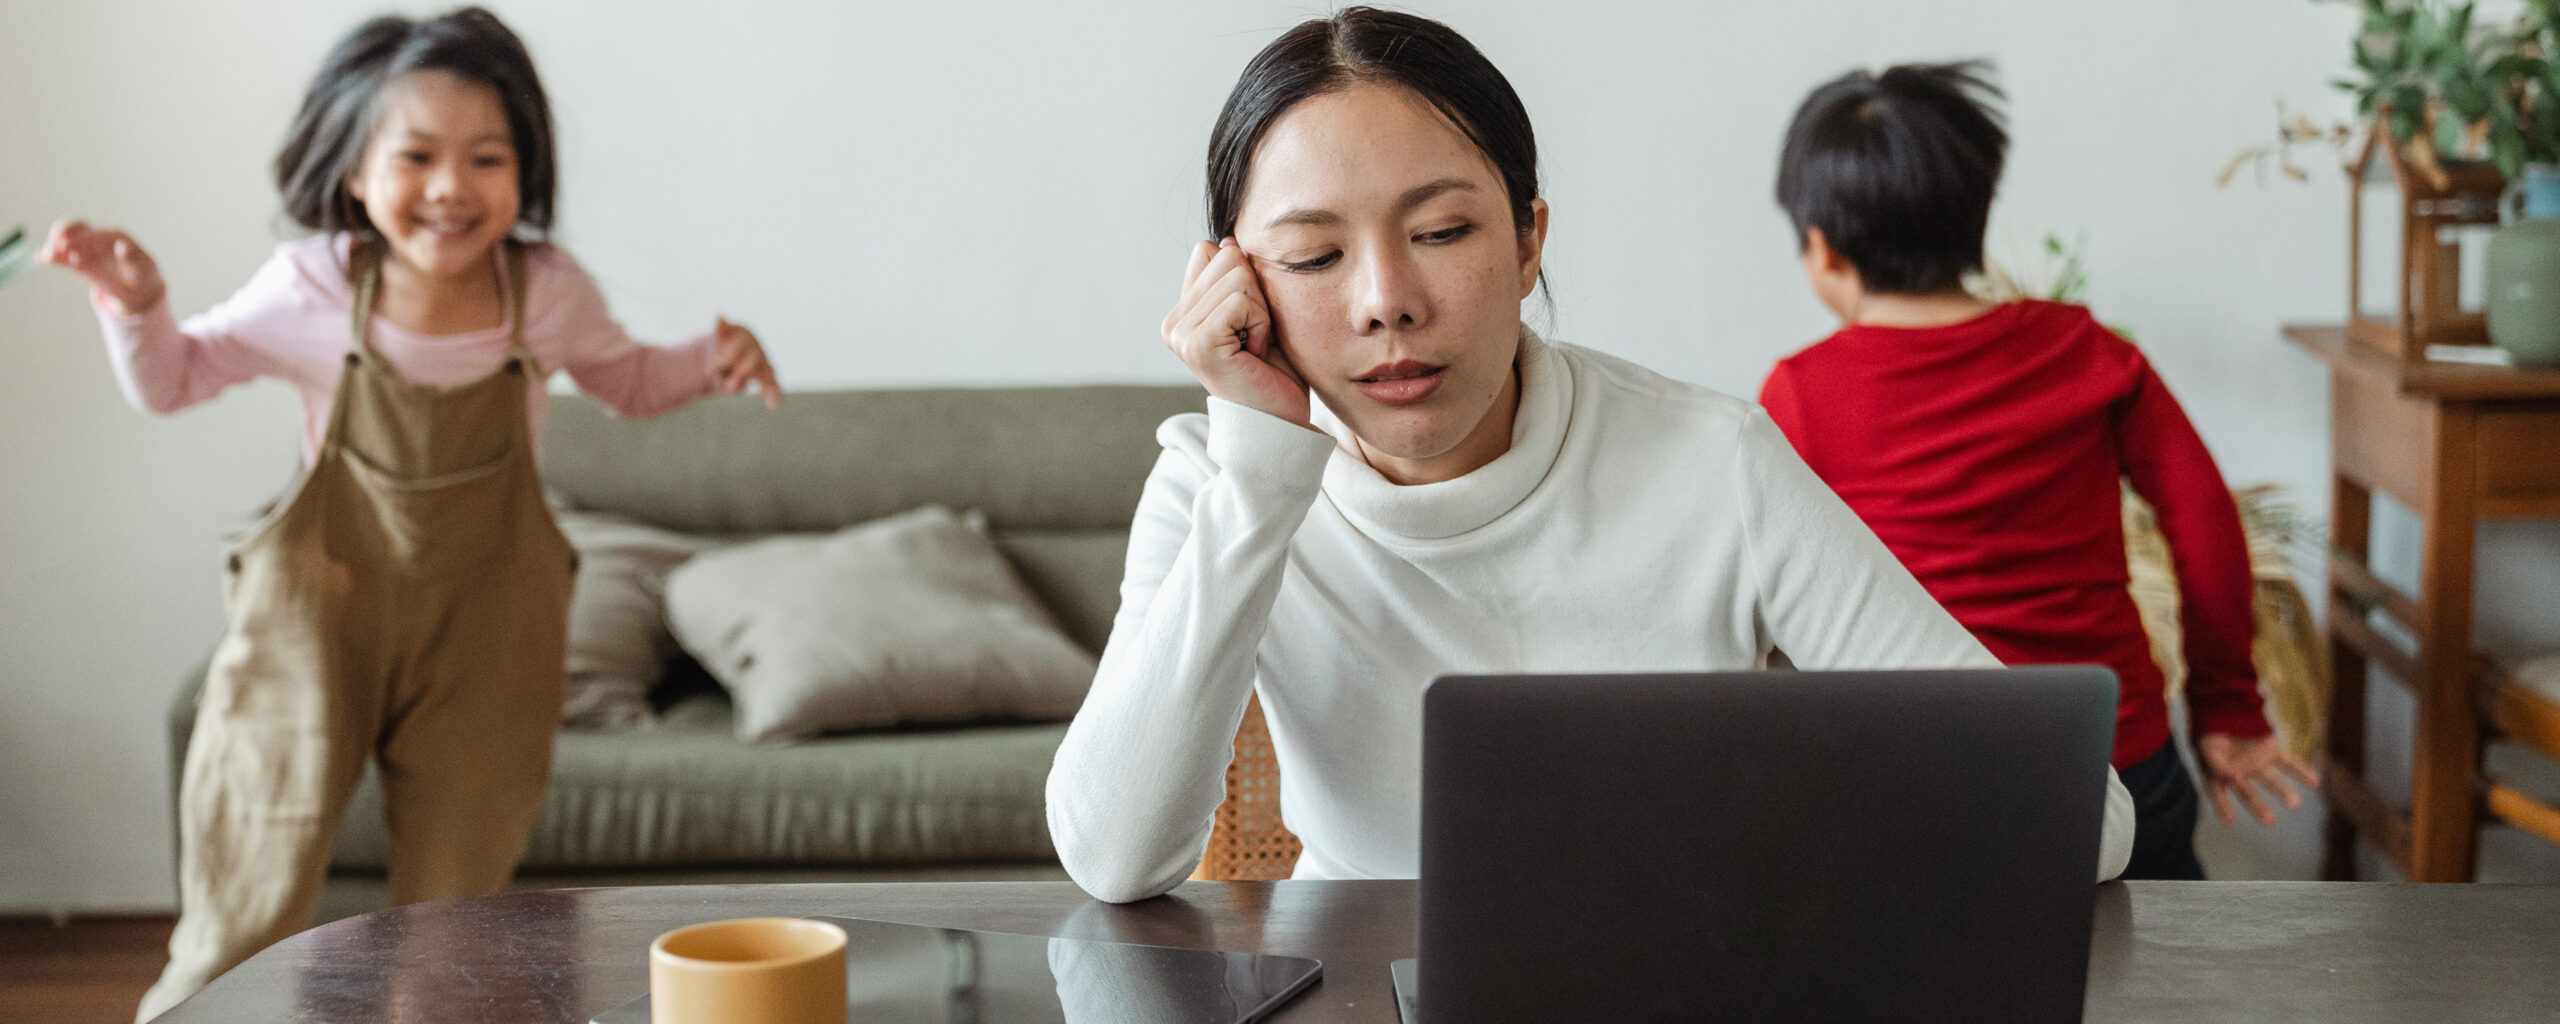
left=46, top=219, right=291, bottom=415
left=44, top=220, right=164, bottom=316
left=530, top=246, right=730, bottom=418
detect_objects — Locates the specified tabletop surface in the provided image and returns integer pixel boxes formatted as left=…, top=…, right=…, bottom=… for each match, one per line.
left=155, top=879, right=2560, bottom=1023
left=2282, top=324, right=2560, bottom=399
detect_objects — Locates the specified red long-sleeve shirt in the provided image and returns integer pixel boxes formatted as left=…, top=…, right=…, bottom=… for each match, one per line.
left=1758, top=300, right=2270, bottom=768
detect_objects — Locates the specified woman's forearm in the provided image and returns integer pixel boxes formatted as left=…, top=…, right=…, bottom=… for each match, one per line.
left=1046, top=400, right=1333, bottom=902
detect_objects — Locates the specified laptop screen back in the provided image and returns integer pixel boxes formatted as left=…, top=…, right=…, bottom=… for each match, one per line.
left=1418, top=669, right=2116, bottom=1023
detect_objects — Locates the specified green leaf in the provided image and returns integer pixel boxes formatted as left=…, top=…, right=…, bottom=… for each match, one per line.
left=2494, top=119, right=2528, bottom=176
left=2409, top=12, right=2442, bottom=54
left=2444, top=75, right=2487, bottom=116
left=2354, top=42, right=2388, bottom=75
left=2435, top=110, right=2469, bottom=155
left=2484, top=55, right=2538, bottom=82
left=2392, top=101, right=2424, bottom=142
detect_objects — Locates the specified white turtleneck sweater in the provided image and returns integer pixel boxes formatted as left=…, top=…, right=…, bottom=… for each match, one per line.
left=1045, top=332, right=2135, bottom=902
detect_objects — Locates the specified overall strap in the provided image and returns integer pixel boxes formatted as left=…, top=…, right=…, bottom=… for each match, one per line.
left=348, top=240, right=531, bottom=369
left=326, top=239, right=387, bottom=448
left=502, top=240, right=540, bottom=377
left=346, top=240, right=383, bottom=362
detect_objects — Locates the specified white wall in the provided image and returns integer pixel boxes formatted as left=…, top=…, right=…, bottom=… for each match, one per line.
left=4, top=0, right=2555, bottom=911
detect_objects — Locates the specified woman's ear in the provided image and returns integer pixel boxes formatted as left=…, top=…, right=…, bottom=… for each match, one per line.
left=1516, top=198, right=1550, bottom=298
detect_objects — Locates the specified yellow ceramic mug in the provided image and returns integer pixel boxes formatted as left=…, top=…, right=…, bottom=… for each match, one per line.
left=649, top=917, right=848, bottom=1024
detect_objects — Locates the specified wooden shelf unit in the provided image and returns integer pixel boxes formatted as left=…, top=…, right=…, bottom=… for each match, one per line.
left=2286, top=325, right=2560, bottom=881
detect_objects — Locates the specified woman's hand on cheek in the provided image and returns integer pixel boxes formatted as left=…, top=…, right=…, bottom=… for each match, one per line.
left=1161, top=238, right=1311, bottom=429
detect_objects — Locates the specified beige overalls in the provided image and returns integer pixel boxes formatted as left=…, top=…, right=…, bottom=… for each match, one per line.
left=139, top=242, right=577, bottom=1021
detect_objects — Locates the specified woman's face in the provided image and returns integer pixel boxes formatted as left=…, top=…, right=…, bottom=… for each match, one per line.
left=347, top=70, right=521, bottom=280
left=1234, top=82, right=1547, bottom=481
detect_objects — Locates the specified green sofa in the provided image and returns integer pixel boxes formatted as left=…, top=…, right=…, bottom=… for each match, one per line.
left=167, top=384, right=1205, bottom=922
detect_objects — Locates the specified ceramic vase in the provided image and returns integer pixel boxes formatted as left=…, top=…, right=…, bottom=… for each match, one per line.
left=2487, top=165, right=2560, bottom=366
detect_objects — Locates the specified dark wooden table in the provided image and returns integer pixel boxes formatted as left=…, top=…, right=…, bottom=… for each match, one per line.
left=153, top=880, right=2559, bottom=1022
left=2282, top=325, right=2560, bottom=881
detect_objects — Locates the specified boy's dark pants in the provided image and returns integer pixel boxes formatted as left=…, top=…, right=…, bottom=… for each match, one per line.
left=2118, top=738, right=2208, bottom=880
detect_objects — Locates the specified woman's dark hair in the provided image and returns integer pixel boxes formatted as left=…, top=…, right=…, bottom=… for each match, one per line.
left=274, top=7, right=556, bottom=239
left=1205, top=7, right=1539, bottom=243
left=1774, top=61, right=2006, bottom=294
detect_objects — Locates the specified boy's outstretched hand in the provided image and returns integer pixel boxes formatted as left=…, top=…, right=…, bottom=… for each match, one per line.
left=2197, top=732, right=2322, bottom=827
left=42, top=219, right=167, bottom=317
left=712, top=317, right=782, bottom=409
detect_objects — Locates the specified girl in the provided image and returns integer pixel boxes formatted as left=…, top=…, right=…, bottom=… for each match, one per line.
left=42, top=9, right=780, bottom=1017
left=1042, top=7, right=2134, bottom=904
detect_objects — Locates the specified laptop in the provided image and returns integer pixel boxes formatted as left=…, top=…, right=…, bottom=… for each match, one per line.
left=1394, top=668, right=2118, bottom=1023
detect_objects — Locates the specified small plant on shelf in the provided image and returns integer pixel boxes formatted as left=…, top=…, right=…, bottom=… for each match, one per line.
left=2226, top=0, right=2560, bottom=187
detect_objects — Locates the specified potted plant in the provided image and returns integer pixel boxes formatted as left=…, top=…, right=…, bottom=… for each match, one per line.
left=2346, top=0, right=2560, bottom=201
left=2231, top=1, right=2560, bottom=364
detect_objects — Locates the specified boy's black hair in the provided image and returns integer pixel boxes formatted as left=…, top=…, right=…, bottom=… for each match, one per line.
left=274, top=7, right=556, bottom=240
left=1774, top=61, right=2006, bottom=294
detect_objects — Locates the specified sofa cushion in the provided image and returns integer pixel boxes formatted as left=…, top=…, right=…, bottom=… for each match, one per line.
left=992, top=530, right=1128, bottom=654
left=556, top=507, right=724, bottom=730
left=330, top=688, right=1066, bottom=870
left=538, top=386, right=1207, bottom=537
left=664, top=506, right=1099, bottom=743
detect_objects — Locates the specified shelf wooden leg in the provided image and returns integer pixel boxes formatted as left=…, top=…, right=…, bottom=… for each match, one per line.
left=2324, top=473, right=2373, bottom=881
left=2409, top=406, right=2482, bottom=883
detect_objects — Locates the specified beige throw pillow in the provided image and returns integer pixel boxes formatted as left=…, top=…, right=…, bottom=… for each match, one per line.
left=556, top=508, right=724, bottom=730
left=664, top=505, right=1098, bottom=744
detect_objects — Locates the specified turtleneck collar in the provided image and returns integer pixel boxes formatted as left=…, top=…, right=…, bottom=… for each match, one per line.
left=1308, top=324, right=1573, bottom=542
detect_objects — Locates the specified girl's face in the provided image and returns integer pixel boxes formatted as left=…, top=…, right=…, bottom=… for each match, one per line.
left=347, top=70, right=520, bottom=279
left=1235, top=83, right=1547, bottom=479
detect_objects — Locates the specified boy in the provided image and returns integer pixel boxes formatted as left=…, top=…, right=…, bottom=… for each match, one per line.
left=1757, top=62, right=2317, bottom=879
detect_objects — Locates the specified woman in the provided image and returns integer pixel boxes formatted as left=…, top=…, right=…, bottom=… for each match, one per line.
left=1045, top=8, right=2133, bottom=903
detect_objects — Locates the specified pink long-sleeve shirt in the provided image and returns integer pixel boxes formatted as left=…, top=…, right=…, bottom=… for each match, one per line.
left=96, top=234, right=718, bottom=459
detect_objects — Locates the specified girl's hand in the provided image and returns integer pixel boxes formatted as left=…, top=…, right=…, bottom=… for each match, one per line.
left=712, top=317, right=783, bottom=409
left=41, top=219, right=167, bottom=317
left=1161, top=238, right=1310, bottom=428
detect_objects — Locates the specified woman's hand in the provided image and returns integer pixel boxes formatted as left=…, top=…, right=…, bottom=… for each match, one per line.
left=711, top=317, right=783, bottom=409
left=42, top=219, right=167, bottom=317
left=1161, top=238, right=1309, bottom=428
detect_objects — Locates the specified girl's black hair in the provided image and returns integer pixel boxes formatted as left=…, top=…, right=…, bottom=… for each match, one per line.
left=1774, top=61, right=2007, bottom=294
left=1206, top=7, right=1540, bottom=244
left=273, top=7, right=556, bottom=240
